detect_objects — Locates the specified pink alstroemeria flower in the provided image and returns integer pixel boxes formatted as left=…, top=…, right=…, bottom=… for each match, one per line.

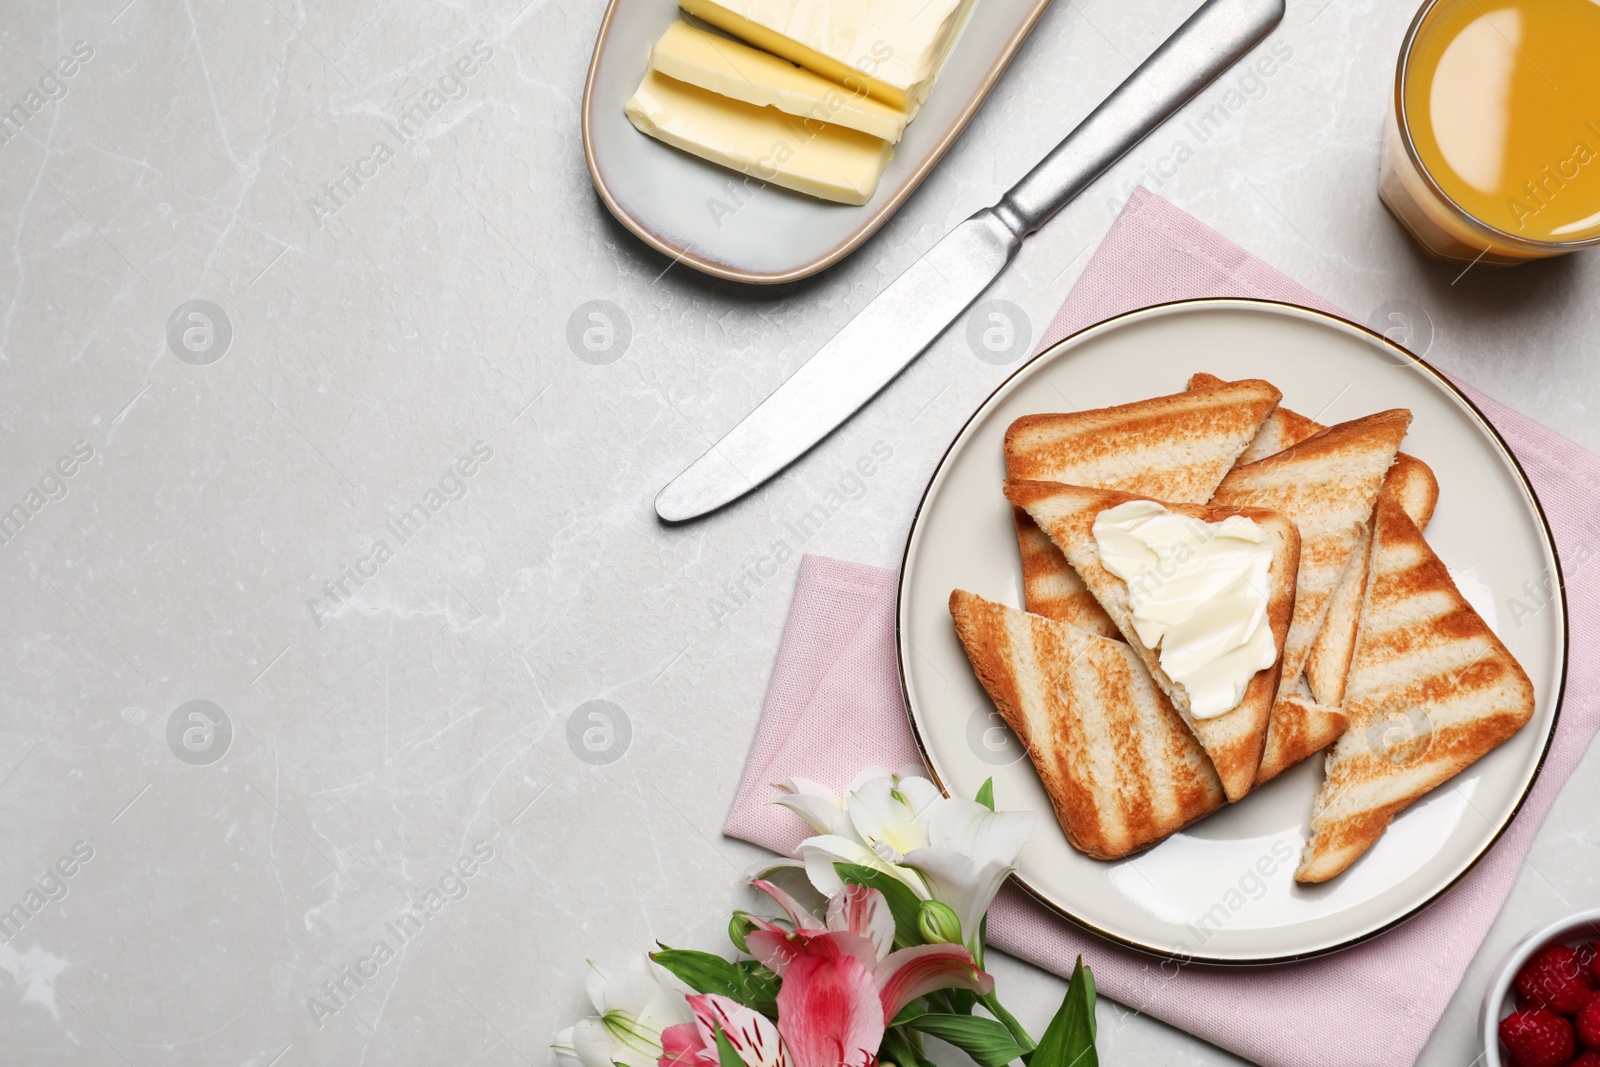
left=660, top=994, right=785, bottom=1067
left=659, top=883, right=993, bottom=1067
left=736, top=883, right=992, bottom=1067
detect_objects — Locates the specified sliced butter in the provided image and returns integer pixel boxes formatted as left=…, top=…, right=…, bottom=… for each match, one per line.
left=678, top=0, right=974, bottom=113
left=650, top=21, right=908, bottom=143
left=624, top=70, right=892, bottom=206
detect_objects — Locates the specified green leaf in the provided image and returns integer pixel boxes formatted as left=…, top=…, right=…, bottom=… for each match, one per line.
left=650, top=948, right=779, bottom=1016
left=976, top=778, right=996, bottom=811
left=714, top=1024, right=744, bottom=1067
left=903, top=1013, right=1027, bottom=1067
left=1027, top=957, right=1097, bottom=1067
left=1080, top=964, right=1097, bottom=1046
left=832, top=863, right=922, bottom=948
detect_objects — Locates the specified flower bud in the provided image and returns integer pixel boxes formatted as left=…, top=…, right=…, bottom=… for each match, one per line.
left=728, top=911, right=758, bottom=953
left=916, top=900, right=962, bottom=945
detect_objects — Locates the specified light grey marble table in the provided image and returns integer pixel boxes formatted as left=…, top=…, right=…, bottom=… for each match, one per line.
left=2, top=0, right=1596, bottom=1064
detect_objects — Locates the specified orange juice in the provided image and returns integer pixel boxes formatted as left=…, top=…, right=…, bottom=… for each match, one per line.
left=1380, top=0, right=1600, bottom=262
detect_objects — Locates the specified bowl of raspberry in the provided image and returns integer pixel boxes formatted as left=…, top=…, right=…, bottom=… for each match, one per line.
left=1485, top=910, right=1600, bottom=1067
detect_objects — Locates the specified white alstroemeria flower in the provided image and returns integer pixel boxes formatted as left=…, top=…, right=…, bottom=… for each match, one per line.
left=795, top=833, right=928, bottom=899
left=904, top=797, right=1036, bottom=952
left=770, top=770, right=929, bottom=898
left=553, top=958, right=691, bottom=1067
left=845, top=776, right=931, bottom=862
left=768, top=769, right=1036, bottom=952
left=771, top=766, right=919, bottom=838
left=772, top=777, right=853, bottom=837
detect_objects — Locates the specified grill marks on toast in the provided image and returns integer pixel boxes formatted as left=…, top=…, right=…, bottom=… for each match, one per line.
left=1004, top=480, right=1300, bottom=803
left=1211, top=410, right=1413, bottom=783
left=1005, top=379, right=1281, bottom=633
left=1294, top=496, right=1534, bottom=883
left=1306, top=455, right=1440, bottom=706
left=949, top=590, right=1225, bottom=859
left=1014, top=508, right=1121, bottom=639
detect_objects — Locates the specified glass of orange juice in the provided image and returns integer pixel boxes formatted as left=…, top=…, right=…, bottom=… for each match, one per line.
left=1379, top=0, right=1600, bottom=265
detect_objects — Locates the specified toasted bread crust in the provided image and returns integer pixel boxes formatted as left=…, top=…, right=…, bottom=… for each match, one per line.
left=1294, top=496, right=1535, bottom=883
left=1383, top=453, right=1440, bottom=530
left=950, top=590, right=1225, bottom=859
left=1004, top=480, right=1300, bottom=802
left=1007, top=378, right=1280, bottom=629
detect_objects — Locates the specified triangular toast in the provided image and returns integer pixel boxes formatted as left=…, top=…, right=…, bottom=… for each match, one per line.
left=1295, top=496, right=1535, bottom=883
left=1005, top=481, right=1300, bottom=802
left=949, top=590, right=1225, bottom=859
left=1210, top=410, right=1413, bottom=783
left=1305, top=454, right=1440, bottom=706
left=1006, top=378, right=1282, bottom=635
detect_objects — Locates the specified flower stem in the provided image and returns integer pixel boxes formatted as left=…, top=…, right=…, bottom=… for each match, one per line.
left=981, top=991, right=1036, bottom=1054
left=882, top=1026, right=925, bottom=1067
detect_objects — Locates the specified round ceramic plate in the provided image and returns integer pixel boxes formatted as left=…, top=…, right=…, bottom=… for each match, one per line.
left=897, top=299, right=1566, bottom=964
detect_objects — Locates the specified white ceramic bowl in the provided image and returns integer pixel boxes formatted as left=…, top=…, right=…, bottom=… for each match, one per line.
left=1480, top=909, right=1600, bottom=1066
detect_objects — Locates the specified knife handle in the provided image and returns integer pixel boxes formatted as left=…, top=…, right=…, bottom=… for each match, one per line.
left=993, top=0, right=1285, bottom=238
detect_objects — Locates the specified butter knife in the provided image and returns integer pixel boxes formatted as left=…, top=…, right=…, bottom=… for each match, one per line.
left=656, top=0, right=1286, bottom=522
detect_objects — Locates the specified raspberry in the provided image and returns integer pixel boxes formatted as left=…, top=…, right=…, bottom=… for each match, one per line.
left=1500, top=1008, right=1576, bottom=1067
left=1578, top=994, right=1600, bottom=1049
left=1519, top=945, right=1593, bottom=1014
left=1579, top=943, right=1599, bottom=989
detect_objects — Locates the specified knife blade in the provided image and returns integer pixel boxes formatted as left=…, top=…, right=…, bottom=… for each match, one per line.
left=656, top=0, right=1286, bottom=523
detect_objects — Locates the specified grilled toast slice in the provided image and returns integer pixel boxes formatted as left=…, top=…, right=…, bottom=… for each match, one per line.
left=950, top=590, right=1226, bottom=859
left=1210, top=410, right=1413, bottom=783
left=1005, top=480, right=1300, bottom=802
left=1295, top=496, right=1535, bottom=883
left=1006, top=378, right=1282, bottom=634
left=1305, top=454, right=1440, bottom=706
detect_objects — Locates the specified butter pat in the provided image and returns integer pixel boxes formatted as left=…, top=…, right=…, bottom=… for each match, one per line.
left=1092, top=500, right=1278, bottom=720
left=651, top=21, right=908, bottom=143
left=678, top=0, right=974, bottom=112
left=625, top=70, right=892, bottom=205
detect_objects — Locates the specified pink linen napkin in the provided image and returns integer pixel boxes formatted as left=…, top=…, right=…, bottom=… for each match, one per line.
left=722, top=188, right=1600, bottom=1067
